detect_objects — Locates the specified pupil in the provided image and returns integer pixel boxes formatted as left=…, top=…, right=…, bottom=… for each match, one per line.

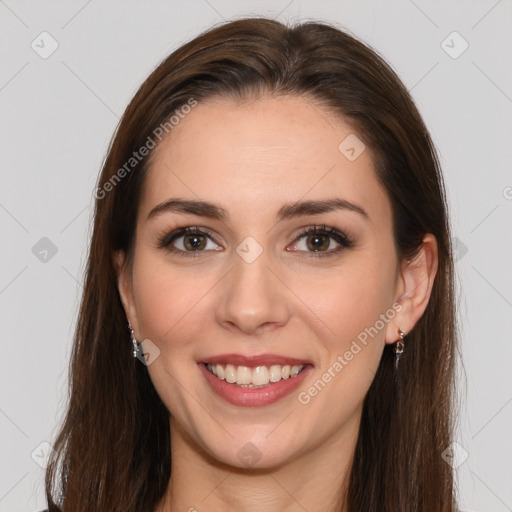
left=185, top=235, right=206, bottom=250
left=308, top=235, right=328, bottom=251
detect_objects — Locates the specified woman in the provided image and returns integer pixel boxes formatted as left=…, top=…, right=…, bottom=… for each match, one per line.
left=43, top=16, right=459, bottom=511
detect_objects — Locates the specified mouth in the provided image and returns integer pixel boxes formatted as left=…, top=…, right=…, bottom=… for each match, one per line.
left=198, top=354, right=313, bottom=407
left=204, top=362, right=308, bottom=388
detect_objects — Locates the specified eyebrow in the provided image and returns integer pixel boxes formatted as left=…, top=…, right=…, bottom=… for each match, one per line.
left=146, top=197, right=369, bottom=222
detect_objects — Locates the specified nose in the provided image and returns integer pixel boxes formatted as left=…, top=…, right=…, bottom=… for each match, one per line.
left=215, top=248, right=291, bottom=335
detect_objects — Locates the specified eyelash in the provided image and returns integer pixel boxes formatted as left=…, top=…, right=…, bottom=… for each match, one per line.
left=292, top=225, right=354, bottom=257
left=158, top=224, right=354, bottom=258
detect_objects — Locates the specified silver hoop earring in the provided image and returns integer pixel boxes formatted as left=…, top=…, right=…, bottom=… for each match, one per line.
left=128, top=323, right=139, bottom=358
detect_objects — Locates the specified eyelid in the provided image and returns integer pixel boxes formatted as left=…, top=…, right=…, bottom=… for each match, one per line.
left=157, top=226, right=222, bottom=253
left=158, top=224, right=354, bottom=257
left=288, top=224, right=354, bottom=257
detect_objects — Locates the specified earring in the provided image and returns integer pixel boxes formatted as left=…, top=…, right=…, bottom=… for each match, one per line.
left=393, top=327, right=406, bottom=375
left=128, top=323, right=139, bottom=358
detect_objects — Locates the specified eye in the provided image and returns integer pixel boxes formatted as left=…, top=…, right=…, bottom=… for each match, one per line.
left=287, top=224, right=354, bottom=257
left=159, top=226, right=222, bottom=256
left=158, top=224, right=354, bottom=258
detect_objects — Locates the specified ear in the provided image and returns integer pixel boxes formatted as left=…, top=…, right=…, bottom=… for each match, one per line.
left=113, top=250, right=140, bottom=337
left=385, top=233, right=439, bottom=344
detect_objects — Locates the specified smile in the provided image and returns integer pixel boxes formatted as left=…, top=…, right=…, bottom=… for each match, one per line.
left=205, top=363, right=307, bottom=388
left=199, top=362, right=313, bottom=406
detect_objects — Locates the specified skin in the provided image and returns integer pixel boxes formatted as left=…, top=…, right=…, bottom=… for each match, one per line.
left=115, top=94, right=438, bottom=512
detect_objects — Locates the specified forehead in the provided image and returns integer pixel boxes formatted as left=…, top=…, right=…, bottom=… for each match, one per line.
left=140, top=95, right=391, bottom=226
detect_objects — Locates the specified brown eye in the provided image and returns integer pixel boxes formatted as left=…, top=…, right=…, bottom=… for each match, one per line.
left=287, top=225, right=354, bottom=257
left=305, top=233, right=330, bottom=252
left=159, top=226, right=221, bottom=255
left=183, top=233, right=207, bottom=251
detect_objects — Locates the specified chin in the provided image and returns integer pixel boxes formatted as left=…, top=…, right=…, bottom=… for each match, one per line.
left=201, top=430, right=305, bottom=471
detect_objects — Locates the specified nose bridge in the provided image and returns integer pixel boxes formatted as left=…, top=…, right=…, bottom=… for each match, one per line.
left=216, top=239, right=290, bottom=332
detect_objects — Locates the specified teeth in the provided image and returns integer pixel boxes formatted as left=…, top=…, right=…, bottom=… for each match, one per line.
left=252, top=366, right=269, bottom=386
left=269, top=365, right=282, bottom=383
left=237, top=366, right=252, bottom=385
left=225, top=364, right=236, bottom=383
left=290, top=365, right=302, bottom=377
left=206, top=363, right=306, bottom=386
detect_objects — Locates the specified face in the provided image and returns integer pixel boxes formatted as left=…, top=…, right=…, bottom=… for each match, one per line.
left=117, top=94, right=406, bottom=469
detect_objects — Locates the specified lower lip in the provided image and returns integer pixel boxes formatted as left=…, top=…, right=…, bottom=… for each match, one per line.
left=198, top=363, right=313, bottom=407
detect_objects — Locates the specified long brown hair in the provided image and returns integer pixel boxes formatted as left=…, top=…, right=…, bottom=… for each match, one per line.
left=45, top=17, right=459, bottom=511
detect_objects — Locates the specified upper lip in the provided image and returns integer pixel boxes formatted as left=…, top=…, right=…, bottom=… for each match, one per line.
left=201, top=353, right=313, bottom=367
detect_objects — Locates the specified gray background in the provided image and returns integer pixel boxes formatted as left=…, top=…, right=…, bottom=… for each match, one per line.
left=1, top=1, right=511, bottom=511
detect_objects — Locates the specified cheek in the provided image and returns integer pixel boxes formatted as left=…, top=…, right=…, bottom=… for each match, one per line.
left=131, top=252, right=215, bottom=345
left=130, top=253, right=216, bottom=414
left=298, top=258, right=396, bottom=394
left=297, top=257, right=396, bottom=344
left=295, top=268, right=395, bottom=423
